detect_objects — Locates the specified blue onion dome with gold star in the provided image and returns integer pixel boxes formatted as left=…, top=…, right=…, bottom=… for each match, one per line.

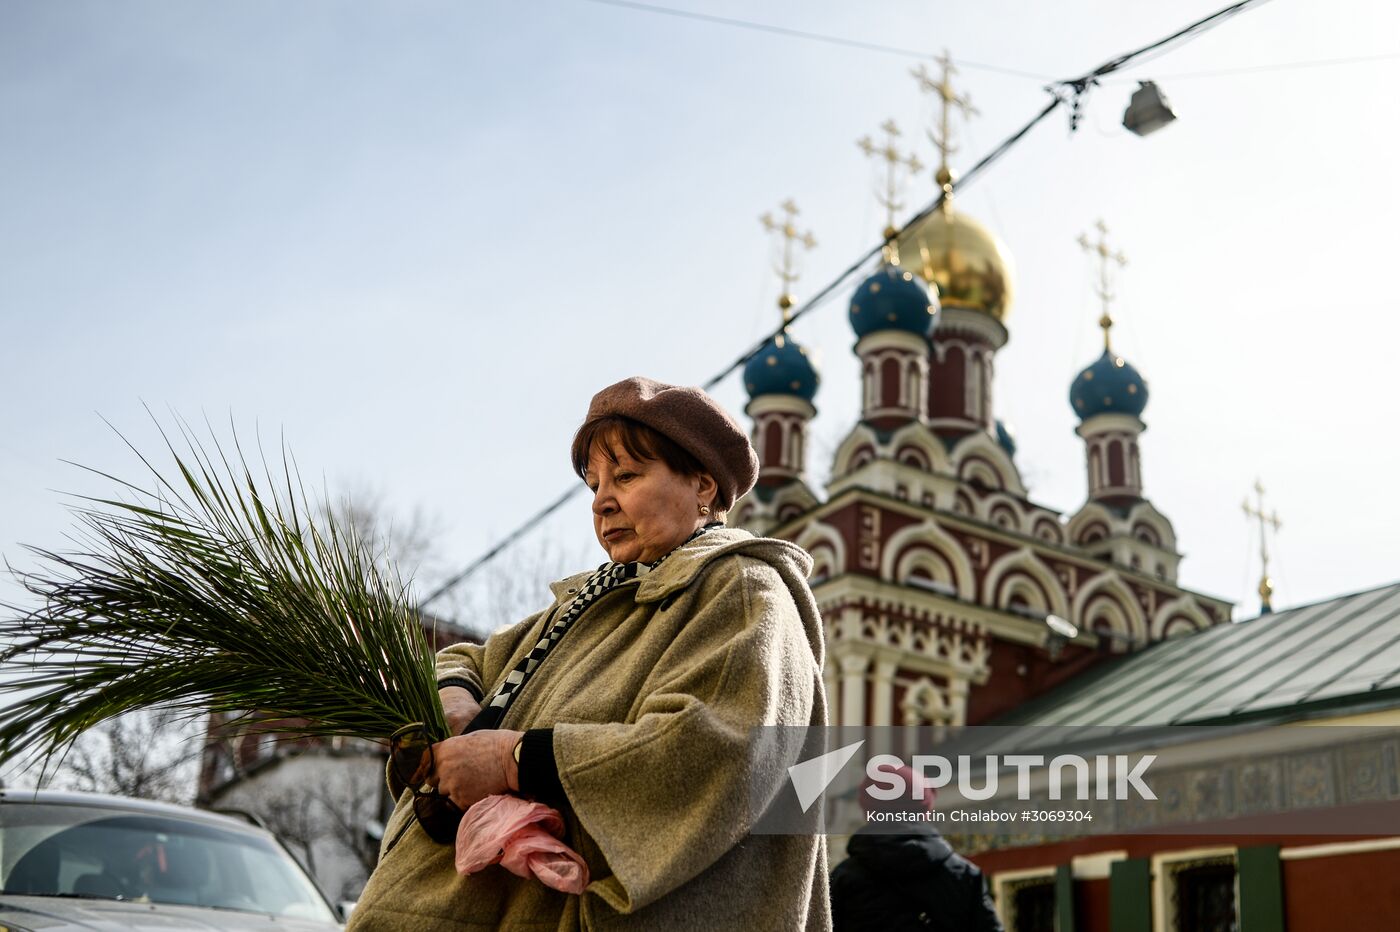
left=1070, top=350, right=1149, bottom=421
left=995, top=419, right=1017, bottom=458
left=744, top=330, right=819, bottom=402
left=849, top=262, right=939, bottom=340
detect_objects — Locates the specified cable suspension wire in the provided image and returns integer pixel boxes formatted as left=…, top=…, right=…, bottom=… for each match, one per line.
left=418, top=0, right=1271, bottom=611
left=573, top=0, right=1055, bottom=80
left=1076, top=0, right=1270, bottom=82
left=417, top=485, right=584, bottom=610
left=1111, top=49, right=1400, bottom=81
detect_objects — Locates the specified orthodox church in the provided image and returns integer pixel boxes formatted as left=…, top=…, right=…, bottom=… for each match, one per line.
left=731, top=70, right=1231, bottom=730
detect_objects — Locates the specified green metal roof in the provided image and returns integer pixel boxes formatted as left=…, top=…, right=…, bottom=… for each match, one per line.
left=999, top=580, right=1400, bottom=727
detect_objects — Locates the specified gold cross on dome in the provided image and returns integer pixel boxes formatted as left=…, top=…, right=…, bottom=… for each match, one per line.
left=912, top=50, right=978, bottom=202
left=1242, top=479, right=1283, bottom=614
left=1078, top=219, right=1129, bottom=351
left=759, top=199, right=817, bottom=323
left=857, top=119, right=924, bottom=249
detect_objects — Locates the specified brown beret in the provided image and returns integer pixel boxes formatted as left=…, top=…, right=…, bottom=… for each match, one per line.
left=581, top=376, right=759, bottom=509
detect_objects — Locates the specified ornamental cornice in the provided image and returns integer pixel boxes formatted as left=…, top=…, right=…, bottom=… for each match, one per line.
left=1076, top=413, right=1146, bottom=438
left=933, top=307, right=1008, bottom=349
left=821, top=592, right=993, bottom=681
left=779, top=486, right=1233, bottom=618
left=745, top=394, right=817, bottom=419
left=854, top=329, right=930, bottom=357
left=814, top=573, right=1061, bottom=650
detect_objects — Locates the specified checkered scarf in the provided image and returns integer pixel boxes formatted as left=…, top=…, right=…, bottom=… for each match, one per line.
left=466, top=525, right=714, bottom=732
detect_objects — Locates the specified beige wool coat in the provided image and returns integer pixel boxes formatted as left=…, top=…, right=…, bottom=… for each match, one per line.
left=348, top=527, right=832, bottom=931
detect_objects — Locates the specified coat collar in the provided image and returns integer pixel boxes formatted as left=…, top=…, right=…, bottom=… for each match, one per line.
left=547, top=527, right=813, bottom=605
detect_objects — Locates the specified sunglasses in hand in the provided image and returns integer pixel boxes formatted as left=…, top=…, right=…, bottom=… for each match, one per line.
left=389, top=722, right=465, bottom=845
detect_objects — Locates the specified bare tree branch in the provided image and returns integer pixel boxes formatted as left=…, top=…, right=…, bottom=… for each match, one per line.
left=47, top=707, right=203, bottom=804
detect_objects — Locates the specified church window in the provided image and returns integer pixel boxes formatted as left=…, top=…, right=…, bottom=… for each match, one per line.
left=1167, top=856, right=1237, bottom=932
left=1108, top=440, right=1126, bottom=486
left=1007, top=876, right=1056, bottom=932
left=881, top=358, right=902, bottom=409
left=968, top=353, right=985, bottom=420
left=942, top=345, right=967, bottom=416
left=763, top=421, right=783, bottom=467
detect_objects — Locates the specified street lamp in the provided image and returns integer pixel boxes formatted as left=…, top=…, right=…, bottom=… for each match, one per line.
left=1122, top=81, right=1177, bottom=136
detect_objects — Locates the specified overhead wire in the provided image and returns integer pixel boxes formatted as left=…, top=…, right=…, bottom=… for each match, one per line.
left=578, top=0, right=1390, bottom=84
left=572, top=0, right=1056, bottom=79
left=1074, top=0, right=1268, bottom=84
left=1110, top=49, right=1400, bottom=81
left=418, top=0, right=1274, bottom=611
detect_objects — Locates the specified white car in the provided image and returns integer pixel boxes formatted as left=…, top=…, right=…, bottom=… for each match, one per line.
left=0, top=788, right=343, bottom=930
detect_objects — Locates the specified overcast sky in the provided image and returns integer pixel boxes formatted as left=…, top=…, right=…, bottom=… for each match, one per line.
left=3, top=0, right=1397, bottom=628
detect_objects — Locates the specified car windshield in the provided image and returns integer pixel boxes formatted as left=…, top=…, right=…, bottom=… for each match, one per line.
left=0, top=801, right=337, bottom=922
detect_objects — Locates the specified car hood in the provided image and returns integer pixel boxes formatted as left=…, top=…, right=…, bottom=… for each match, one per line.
left=0, top=895, right=340, bottom=931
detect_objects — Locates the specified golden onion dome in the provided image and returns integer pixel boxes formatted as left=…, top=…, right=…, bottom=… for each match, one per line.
left=894, top=206, right=1015, bottom=322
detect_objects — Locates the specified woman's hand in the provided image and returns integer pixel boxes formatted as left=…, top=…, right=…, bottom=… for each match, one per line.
left=439, top=685, right=482, bottom=735
left=429, top=729, right=522, bottom=810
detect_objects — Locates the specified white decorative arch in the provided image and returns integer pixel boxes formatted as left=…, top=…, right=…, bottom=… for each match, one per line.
left=979, top=491, right=1024, bottom=533
left=895, top=444, right=930, bottom=471
left=901, top=678, right=951, bottom=726
left=951, top=431, right=1027, bottom=497
left=888, top=422, right=952, bottom=474
left=881, top=520, right=977, bottom=601
left=1066, top=501, right=1118, bottom=545
left=1126, top=501, right=1178, bottom=552
left=1151, top=594, right=1213, bottom=639
left=962, top=459, right=1003, bottom=493
left=831, top=424, right=881, bottom=479
left=795, top=521, right=846, bottom=583
left=1073, top=572, right=1148, bottom=644
left=982, top=548, right=1071, bottom=620
left=1030, top=513, right=1065, bottom=544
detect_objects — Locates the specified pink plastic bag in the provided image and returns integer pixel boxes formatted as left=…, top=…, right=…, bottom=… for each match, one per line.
left=455, top=794, right=589, bottom=895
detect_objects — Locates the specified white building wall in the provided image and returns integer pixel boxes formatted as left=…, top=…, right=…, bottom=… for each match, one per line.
left=212, top=751, right=387, bottom=904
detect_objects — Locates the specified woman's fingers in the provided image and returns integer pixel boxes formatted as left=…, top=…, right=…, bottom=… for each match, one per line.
left=430, top=729, right=521, bottom=809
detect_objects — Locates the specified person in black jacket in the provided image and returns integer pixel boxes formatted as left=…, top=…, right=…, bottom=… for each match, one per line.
left=830, top=765, right=1004, bottom=932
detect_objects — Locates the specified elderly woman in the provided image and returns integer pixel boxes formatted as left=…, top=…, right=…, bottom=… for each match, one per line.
left=347, top=376, right=830, bottom=931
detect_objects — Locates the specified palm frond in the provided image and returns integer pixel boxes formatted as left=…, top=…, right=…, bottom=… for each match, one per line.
left=1, top=416, right=449, bottom=769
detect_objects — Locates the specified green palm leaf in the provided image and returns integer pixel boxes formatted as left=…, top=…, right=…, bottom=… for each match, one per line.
left=1, top=418, right=449, bottom=769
